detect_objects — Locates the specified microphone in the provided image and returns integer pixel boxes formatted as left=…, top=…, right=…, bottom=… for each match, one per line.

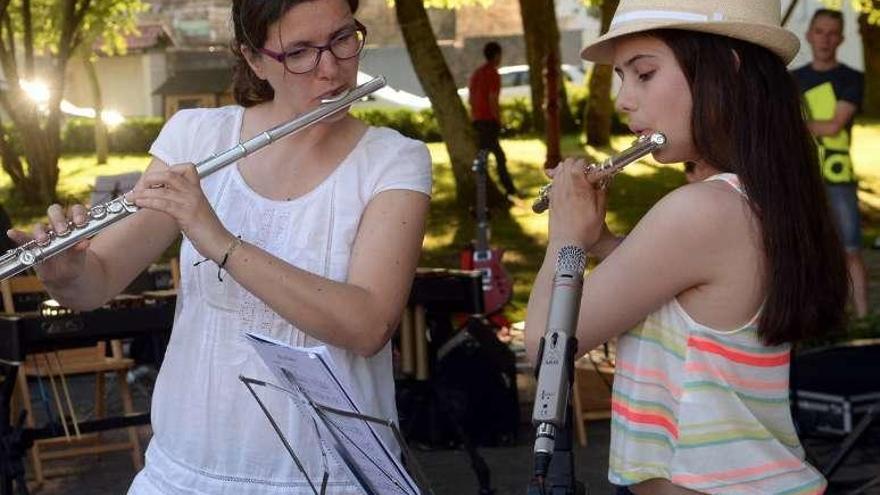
left=531, top=244, right=586, bottom=479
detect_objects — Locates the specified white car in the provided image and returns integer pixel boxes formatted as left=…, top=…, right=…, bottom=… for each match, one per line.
left=353, top=71, right=431, bottom=110
left=457, top=64, right=586, bottom=102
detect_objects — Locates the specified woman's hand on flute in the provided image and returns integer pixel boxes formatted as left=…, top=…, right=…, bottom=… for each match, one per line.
left=6, top=204, right=91, bottom=286
left=547, top=157, right=608, bottom=251
left=128, top=163, right=234, bottom=263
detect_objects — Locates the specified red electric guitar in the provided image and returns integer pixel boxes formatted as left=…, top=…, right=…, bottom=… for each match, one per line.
left=460, top=149, right=514, bottom=316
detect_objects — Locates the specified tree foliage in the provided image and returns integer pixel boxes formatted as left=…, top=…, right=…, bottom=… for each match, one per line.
left=0, top=0, right=144, bottom=205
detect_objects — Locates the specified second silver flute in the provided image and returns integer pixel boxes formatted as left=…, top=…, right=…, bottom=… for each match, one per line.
left=532, top=132, right=667, bottom=213
left=0, top=76, right=387, bottom=281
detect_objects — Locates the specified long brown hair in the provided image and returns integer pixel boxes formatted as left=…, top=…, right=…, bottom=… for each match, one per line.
left=652, top=29, right=848, bottom=345
left=230, top=0, right=360, bottom=107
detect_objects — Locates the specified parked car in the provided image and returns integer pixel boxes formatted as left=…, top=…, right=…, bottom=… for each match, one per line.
left=457, top=64, right=586, bottom=103
left=353, top=71, right=431, bottom=110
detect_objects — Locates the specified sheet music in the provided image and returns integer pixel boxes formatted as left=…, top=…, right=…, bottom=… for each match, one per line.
left=246, top=332, right=419, bottom=495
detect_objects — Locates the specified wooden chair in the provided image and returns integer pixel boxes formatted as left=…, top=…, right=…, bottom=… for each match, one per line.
left=1, top=275, right=143, bottom=483
left=571, top=350, right=615, bottom=447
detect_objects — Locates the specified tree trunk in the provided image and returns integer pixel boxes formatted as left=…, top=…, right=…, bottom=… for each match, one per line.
left=585, top=0, right=619, bottom=146
left=781, top=0, right=799, bottom=27
left=394, top=0, right=507, bottom=209
left=84, top=56, right=108, bottom=164
left=544, top=51, right=561, bottom=169
left=519, top=0, right=574, bottom=134
left=519, top=0, right=548, bottom=133
left=0, top=117, right=35, bottom=201
left=859, top=11, right=880, bottom=118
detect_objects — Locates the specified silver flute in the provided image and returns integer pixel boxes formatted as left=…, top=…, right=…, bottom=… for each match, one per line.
left=532, top=132, right=667, bottom=214
left=0, top=76, right=387, bottom=281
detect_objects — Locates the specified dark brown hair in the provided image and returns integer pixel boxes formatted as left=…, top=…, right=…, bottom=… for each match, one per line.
left=810, top=8, right=844, bottom=30
left=652, top=29, right=849, bottom=345
left=230, top=0, right=360, bottom=107
left=483, top=41, right=501, bottom=61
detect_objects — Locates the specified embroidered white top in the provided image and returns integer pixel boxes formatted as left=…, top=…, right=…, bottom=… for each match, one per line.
left=127, top=106, right=432, bottom=494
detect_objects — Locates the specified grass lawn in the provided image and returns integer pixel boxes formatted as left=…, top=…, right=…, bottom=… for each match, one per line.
left=2, top=121, right=879, bottom=325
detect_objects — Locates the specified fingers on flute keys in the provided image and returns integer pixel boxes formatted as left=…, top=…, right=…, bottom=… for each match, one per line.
left=35, top=204, right=91, bottom=250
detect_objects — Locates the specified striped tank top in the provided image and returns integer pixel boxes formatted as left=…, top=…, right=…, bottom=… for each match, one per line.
left=608, top=174, right=826, bottom=494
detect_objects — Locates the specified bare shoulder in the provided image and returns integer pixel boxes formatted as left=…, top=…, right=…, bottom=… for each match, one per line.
left=645, top=180, right=754, bottom=238
left=617, top=180, right=759, bottom=271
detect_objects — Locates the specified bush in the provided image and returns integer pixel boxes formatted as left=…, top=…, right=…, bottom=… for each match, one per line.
left=352, top=108, right=441, bottom=142
left=61, top=117, right=164, bottom=154
left=353, top=99, right=536, bottom=142
left=568, top=83, right=629, bottom=136
left=0, top=91, right=631, bottom=155
left=350, top=87, right=629, bottom=142
left=499, top=98, right=534, bottom=137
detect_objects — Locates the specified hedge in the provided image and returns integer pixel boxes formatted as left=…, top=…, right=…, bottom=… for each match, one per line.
left=61, top=117, right=164, bottom=154
left=1, top=95, right=630, bottom=154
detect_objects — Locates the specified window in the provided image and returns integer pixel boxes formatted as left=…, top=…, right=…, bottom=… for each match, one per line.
left=176, top=98, right=203, bottom=110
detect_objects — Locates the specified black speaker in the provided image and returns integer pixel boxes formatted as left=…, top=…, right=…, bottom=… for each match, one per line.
left=791, top=340, right=880, bottom=435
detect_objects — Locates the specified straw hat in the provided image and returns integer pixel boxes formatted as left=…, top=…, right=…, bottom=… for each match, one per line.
left=581, top=0, right=800, bottom=64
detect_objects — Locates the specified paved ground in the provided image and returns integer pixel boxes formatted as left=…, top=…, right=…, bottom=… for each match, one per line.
left=17, top=372, right=880, bottom=495
left=14, top=248, right=880, bottom=494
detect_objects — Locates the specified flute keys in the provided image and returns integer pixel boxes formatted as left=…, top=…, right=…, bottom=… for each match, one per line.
left=18, top=250, right=37, bottom=266
left=90, top=205, right=107, bottom=219
left=35, top=230, right=54, bottom=247
left=122, top=196, right=139, bottom=213
left=107, top=200, right=124, bottom=214
left=54, top=221, right=76, bottom=238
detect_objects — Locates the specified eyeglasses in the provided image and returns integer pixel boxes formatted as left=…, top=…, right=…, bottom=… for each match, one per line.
left=259, top=20, right=367, bottom=75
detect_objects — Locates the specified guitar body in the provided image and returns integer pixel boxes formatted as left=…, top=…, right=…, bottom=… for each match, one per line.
left=460, top=149, right=515, bottom=317
left=472, top=248, right=514, bottom=316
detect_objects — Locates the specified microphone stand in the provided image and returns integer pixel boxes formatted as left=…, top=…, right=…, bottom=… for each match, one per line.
left=528, top=245, right=586, bottom=495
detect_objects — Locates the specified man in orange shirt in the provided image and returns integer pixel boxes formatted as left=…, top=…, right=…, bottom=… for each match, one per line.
left=469, top=42, right=518, bottom=197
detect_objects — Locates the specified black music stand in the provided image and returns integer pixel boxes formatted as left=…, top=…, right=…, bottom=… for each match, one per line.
left=239, top=375, right=430, bottom=495
left=243, top=333, right=430, bottom=494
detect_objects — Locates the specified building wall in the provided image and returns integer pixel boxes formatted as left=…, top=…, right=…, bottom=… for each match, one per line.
left=65, top=54, right=167, bottom=117
left=456, top=1, right=524, bottom=39
left=361, top=29, right=585, bottom=97
left=143, top=52, right=169, bottom=116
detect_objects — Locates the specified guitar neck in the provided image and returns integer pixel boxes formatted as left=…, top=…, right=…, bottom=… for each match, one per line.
left=474, top=151, right=490, bottom=253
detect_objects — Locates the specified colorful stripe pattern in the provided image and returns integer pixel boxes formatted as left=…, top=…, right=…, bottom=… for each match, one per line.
left=608, top=298, right=826, bottom=494
left=608, top=175, right=825, bottom=494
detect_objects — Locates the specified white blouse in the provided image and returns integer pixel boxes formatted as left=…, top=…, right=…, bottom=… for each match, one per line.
left=127, top=106, right=432, bottom=494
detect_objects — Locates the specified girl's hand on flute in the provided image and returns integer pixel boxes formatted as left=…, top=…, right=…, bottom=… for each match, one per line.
left=128, top=163, right=234, bottom=263
left=6, top=204, right=91, bottom=286
left=548, top=157, right=608, bottom=251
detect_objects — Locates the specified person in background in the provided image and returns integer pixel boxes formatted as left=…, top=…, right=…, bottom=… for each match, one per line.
left=469, top=41, right=519, bottom=198
left=792, top=8, right=868, bottom=317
